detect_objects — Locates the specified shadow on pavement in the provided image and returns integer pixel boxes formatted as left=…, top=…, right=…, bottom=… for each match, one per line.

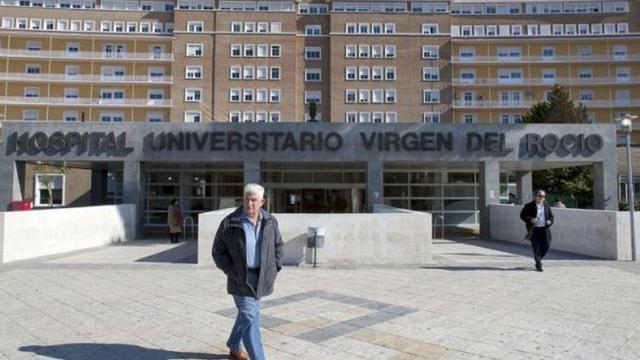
left=19, top=344, right=228, bottom=360
left=421, top=266, right=530, bottom=272
left=445, top=237, right=598, bottom=261
left=135, top=241, right=197, bottom=264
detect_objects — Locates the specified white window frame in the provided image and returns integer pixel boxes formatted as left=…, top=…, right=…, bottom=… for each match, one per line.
left=184, top=111, right=202, bottom=123
left=185, top=88, right=202, bottom=102
left=34, top=173, right=65, bottom=207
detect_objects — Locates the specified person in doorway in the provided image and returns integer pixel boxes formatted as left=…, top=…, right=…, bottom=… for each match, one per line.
left=167, top=198, right=183, bottom=243
left=553, top=198, right=567, bottom=208
left=212, top=183, right=284, bottom=360
left=520, top=190, right=554, bottom=272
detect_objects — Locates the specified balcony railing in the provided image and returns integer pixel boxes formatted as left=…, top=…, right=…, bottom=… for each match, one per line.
left=453, top=100, right=640, bottom=108
left=452, top=77, right=640, bottom=86
left=0, top=49, right=173, bottom=61
left=0, top=73, right=173, bottom=83
left=0, top=96, right=172, bottom=107
left=452, top=54, right=640, bottom=63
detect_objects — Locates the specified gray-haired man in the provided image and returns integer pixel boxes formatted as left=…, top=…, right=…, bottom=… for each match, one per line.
left=212, top=183, right=284, bottom=360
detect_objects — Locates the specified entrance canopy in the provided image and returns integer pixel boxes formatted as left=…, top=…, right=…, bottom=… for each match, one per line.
left=0, top=122, right=618, bottom=236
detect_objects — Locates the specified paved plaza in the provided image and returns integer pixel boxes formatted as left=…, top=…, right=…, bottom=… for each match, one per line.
left=1, top=238, right=640, bottom=360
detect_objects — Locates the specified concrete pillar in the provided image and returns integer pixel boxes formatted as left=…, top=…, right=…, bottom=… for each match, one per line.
left=479, top=160, right=501, bottom=239
left=244, top=160, right=261, bottom=185
left=122, top=161, right=145, bottom=238
left=516, top=171, right=533, bottom=205
left=367, top=160, right=384, bottom=212
left=0, top=160, right=25, bottom=211
left=90, top=168, right=108, bottom=205
left=593, top=160, right=618, bottom=210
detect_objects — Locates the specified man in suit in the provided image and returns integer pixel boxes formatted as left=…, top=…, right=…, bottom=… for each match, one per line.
left=212, top=183, right=284, bottom=360
left=520, top=190, right=554, bottom=272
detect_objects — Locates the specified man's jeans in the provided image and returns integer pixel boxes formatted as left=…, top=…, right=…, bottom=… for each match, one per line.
left=227, top=271, right=265, bottom=360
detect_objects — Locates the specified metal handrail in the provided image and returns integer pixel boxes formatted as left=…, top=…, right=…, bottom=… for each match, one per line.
left=434, top=215, right=445, bottom=240
left=183, top=216, right=195, bottom=240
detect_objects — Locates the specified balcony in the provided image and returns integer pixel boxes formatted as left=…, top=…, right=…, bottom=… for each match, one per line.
left=451, top=54, right=640, bottom=63
left=453, top=100, right=640, bottom=109
left=452, top=77, right=640, bottom=86
left=0, top=73, right=173, bottom=84
left=0, top=49, right=173, bottom=61
left=0, top=96, right=172, bottom=107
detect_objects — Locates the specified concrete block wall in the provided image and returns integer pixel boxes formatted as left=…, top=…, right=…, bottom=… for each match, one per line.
left=198, top=207, right=432, bottom=267
left=0, top=204, right=136, bottom=263
left=490, top=204, right=633, bottom=260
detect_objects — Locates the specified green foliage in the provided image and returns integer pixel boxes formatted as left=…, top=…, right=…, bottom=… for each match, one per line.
left=524, top=85, right=593, bottom=207
left=532, top=166, right=593, bottom=208
left=523, top=84, right=588, bottom=124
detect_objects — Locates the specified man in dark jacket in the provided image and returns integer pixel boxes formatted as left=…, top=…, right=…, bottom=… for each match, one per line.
left=212, top=183, right=284, bottom=360
left=520, top=189, right=554, bottom=272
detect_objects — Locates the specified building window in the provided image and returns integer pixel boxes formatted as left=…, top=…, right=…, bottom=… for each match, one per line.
left=384, top=45, right=396, bottom=58
left=229, top=89, right=241, bottom=102
left=613, top=45, right=627, bottom=59
left=185, top=89, right=202, bottom=102
left=616, top=67, right=630, bottom=82
left=230, top=44, right=242, bottom=57
left=100, top=112, right=124, bottom=122
left=421, top=23, right=438, bottom=34
left=345, top=89, right=357, bottom=103
left=359, top=45, right=370, bottom=58
left=578, top=68, right=592, bottom=79
left=24, top=87, right=40, bottom=98
left=231, top=22, right=242, bottom=32
left=244, top=44, right=255, bottom=57
left=186, top=44, right=203, bottom=57
left=243, top=89, right=254, bottom=102
left=270, top=45, right=281, bottom=57
left=423, top=90, right=440, bottom=103
left=304, top=91, right=321, bottom=103
left=243, top=66, right=255, bottom=80
left=578, top=46, right=591, bottom=57
left=423, top=112, right=440, bottom=123
left=463, top=114, right=476, bottom=124
left=63, top=110, right=78, bottom=122
left=270, top=112, right=281, bottom=122
left=229, top=66, right=242, bottom=80
left=358, top=67, right=370, bottom=80
left=359, top=112, right=371, bottom=123
left=305, top=25, right=321, bottom=36
left=184, top=111, right=202, bottom=123
left=305, top=47, right=321, bottom=60
left=187, top=21, right=203, bottom=32
left=384, top=67, right=396, bottom=81
left=256, top=66, right=268, bottom=80
left=243, top=112, right=254, bottom=122
left=269, top=89, right=280, bottom=103
left=385, top=89, right=396, bottom=103
left=305, top=69, right=321, bottom=82
left=422, top=45, right=439, bottom=59
left=34, top=173, right=64, bottom=207
left=423, top=67, right=439, bottom=81
left=542, top=69, right=556, bottom=83
left=345, top=67, right=357, bottom=80
left=384, top=23, right=395, bottom=34
left=385, top=112, right=397, bottom=123
left=229, top=111, right=240, bottom=123
left=257, top=44, right=269, bottom=57
left=185, top=66, right=203, bottom=79
left=23, top=109, right=39, bottom=121
left=358, top=89, right=370, bottom=103
left=346, top=112, right=357, bottom=123
left=345, top=45, right=357, bottom=58
left=147, top=112, right=164, bottom=123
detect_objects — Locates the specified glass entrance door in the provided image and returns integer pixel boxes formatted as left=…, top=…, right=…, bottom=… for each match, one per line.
left=269, top=188, right=362, bottom=213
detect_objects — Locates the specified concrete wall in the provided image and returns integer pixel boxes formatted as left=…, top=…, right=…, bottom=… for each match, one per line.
left=198, top=207, right=432, bottom=267
left=490, top=204, right=633, bottom=260
left=0, top=204, right=136, bottom=263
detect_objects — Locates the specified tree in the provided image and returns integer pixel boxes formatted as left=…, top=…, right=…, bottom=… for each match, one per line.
left=308, top=100, right=318, bottom=122
left=523, top=84, right=588, bottom=124
left=523, top=85, right=593, bottom=207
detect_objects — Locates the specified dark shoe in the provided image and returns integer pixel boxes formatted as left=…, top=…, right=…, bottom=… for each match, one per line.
left=229, top=350, right=249, bottom=360
left=535, top=264, right=543, bottom=272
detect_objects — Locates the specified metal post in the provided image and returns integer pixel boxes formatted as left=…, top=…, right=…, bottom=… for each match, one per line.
left=313, top=232, right=318, bottom=268
left=626, top=132, right=636, bottom=261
